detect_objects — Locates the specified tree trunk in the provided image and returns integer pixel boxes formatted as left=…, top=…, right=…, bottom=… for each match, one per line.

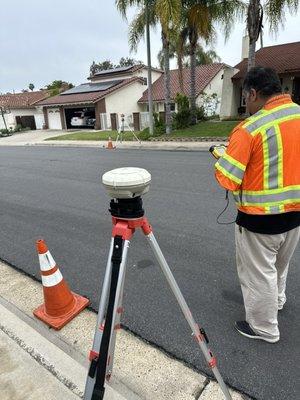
left=247, top=0, right=262, bottom=71
left=146, top=4, right=154, bottom=135
left=177, top=32, right=185, bottom=93
left=162, top=30, right=172, bottom=134
left=189, top=30, right=197, bottom=125
left=177, top=55, right=185, bottom=94
left=248, top=40, right=256, bottom=71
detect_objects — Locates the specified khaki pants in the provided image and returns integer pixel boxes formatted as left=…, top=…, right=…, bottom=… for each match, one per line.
left=235, top=225, right=300, bottom=341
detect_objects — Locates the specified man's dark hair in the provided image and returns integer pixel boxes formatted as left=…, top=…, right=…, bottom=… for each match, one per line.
left=243, top=67, right=282, bottom=97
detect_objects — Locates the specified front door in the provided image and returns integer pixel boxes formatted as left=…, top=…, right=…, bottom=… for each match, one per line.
left=292, top=77, right=300, bottom=105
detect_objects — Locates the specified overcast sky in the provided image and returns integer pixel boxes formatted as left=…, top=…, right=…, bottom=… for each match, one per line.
left=0, top=0, right=299, bottom=93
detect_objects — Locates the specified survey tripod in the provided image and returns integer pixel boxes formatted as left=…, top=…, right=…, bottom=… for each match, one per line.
left=84, top=196, right=232, bottom=400
left=115, top=113, right=141, bottom=145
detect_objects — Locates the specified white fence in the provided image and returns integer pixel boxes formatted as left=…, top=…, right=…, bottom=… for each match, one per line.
left=100, top=113, right=111, bottom=131
left=140, top=112, right=150, bottom=131
left=0, top=112, right=14, bottom=130
left=99, top=113, right=136, bottom=131
left=119, top=113, right=134, bottom=131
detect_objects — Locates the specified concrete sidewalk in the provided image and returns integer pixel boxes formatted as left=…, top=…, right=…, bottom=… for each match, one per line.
left=0, top=261, right=248, bottom=400
left=0, top=129, right=227, bottom=151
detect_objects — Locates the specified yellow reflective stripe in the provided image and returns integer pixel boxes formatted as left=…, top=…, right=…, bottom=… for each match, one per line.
left=261, top=130, right=270, bottom=189
left=215, top=163, right=242, bottom=184
left=223, top=153, right=246, bottom=171
left=244, top=103, right=298, bottom=126
left=243, top=109, right=268, bottom=127
left=233, top=185, right=300, bottom=196
left=252, top=114, right=300, bottom=137
left=275, top=124, right=283, bottom=188
left=279, top=204, right=285, bottom=212
left=235, top=198, right=300, bottom=207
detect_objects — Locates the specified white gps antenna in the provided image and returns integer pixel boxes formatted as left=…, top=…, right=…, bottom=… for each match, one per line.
left=102, top=167, right=151, bottom=199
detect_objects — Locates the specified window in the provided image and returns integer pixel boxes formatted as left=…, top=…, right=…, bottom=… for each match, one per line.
left=170, top=103, right=176, bottom=111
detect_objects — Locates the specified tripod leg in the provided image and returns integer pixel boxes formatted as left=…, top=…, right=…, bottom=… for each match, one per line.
left=126, top=122, right=141, bottom=144
left=115, top=132, right=120, bottom=146
left=84, top=239, right=114, bottom=399
left=145, top=232, right=232, bottom=400
left=106, top=241, right=128, bottom=378
left=132, top=130, right=141, bottom=144
left=84, top=238, right=130, bottom=400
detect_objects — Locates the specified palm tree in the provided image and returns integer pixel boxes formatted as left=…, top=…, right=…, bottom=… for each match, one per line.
left=157, top=43, right=221, bottom=93
left=179, top=0, right=244, bottom=124
left=157, top=43, right=221, bottom=69
left=116, top=0, right=181, bottom=134
left=247, top=0, right=299, bottom=70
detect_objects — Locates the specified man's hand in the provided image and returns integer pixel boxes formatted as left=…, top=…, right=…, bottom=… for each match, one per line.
left=209, top=145, right=227, bottom=159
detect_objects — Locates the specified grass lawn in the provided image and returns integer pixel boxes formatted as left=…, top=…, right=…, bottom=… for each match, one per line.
left=46, top=120, right=239, bottom=141
left=167, top=120, right=239, bottom=138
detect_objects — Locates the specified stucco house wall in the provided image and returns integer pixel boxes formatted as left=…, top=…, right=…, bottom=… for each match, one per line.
left=104, top=81, right=146, bottom=128
left=0, top=108, right=45, bottom=130
left=220, top=67, right=240, bottom=119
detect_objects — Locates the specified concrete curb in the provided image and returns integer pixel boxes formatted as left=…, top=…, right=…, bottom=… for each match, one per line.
left=0, top=298, right=135, bottom=400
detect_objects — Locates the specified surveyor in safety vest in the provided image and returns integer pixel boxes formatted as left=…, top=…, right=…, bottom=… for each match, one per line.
left=215, top=67, right=300, bottom=343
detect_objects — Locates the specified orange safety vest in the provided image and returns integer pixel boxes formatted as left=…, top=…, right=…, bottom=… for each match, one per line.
left=215, top=94, right=300, bottom=215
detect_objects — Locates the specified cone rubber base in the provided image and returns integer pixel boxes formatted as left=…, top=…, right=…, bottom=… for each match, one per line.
left=33, top=292, right=90, bottom=330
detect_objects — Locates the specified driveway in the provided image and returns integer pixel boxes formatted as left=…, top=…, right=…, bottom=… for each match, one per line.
left=0, top=130, right=66, bottom=145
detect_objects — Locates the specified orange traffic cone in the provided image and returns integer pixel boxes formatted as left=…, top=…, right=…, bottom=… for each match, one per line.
left=107, top=136, right=114, bottom=149
left=33, top=239, right=90, bottom=330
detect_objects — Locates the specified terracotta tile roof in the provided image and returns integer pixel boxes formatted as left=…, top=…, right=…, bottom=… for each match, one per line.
left=138, top=63, right=225, bottom=103
left=37, top=77, right=144, bottom=106
left=233, top=41, right=300, bottom=80
left=0, top=91, right=49, bottom=109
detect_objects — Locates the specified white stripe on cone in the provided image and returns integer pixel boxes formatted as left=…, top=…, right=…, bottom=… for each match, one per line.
left=38, top=251, right=56, bottom=271
left=42, top=270, right=63, bottom=287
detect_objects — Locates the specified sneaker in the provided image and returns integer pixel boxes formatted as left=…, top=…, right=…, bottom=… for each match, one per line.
left=234, top=321, right=279, bottom=343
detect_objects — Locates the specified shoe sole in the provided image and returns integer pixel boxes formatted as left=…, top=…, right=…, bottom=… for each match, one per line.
left=235, top=326, right=279, bottom=343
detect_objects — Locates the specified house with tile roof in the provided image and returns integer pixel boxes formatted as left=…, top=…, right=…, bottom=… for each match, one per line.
left=37, top=65, right=162, bottom=130
left=0, top=90, right=49, bottom=130
left=222, top=40, right=300, bottom=119
left=139, top=63, right=237, bottom=120
left=37, top=63, right=236, bottom=131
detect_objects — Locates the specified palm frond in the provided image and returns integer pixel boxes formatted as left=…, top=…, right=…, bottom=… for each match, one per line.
left=128, top=10, right=147, bottom=52
left=155, top=0, right=182, bottom=34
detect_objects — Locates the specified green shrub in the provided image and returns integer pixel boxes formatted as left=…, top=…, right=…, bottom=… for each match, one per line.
left=140, top=125, right=164, bottom=140
left=174, top=93, right=191, bottom=129
left=138, top=129, right=151, bottom=141
left=196, top=106, right=206, bottom=121
left=153, top=112, right=164, bottom=128
left=14, top=124, right=23, bottom=132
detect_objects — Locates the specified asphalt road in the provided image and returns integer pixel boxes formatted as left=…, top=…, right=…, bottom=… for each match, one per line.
left=0, top=146, right=299, bottom=400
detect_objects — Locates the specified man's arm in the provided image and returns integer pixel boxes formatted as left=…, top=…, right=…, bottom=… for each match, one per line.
left=215, top=125, right=253, bottom=191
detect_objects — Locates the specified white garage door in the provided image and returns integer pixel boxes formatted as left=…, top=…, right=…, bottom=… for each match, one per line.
left=48, top=108, right=62, bottom=130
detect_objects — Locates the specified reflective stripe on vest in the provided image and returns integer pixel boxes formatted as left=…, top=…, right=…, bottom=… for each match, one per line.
left=215, top=153, right=246, bottom=184
left=237, top=104, right=300, bottom=214
left=261, top=124, right=284, bottom=189
left=233, top=186, right=300, bottom=207
left=243, top=104, right=300, bottom=135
